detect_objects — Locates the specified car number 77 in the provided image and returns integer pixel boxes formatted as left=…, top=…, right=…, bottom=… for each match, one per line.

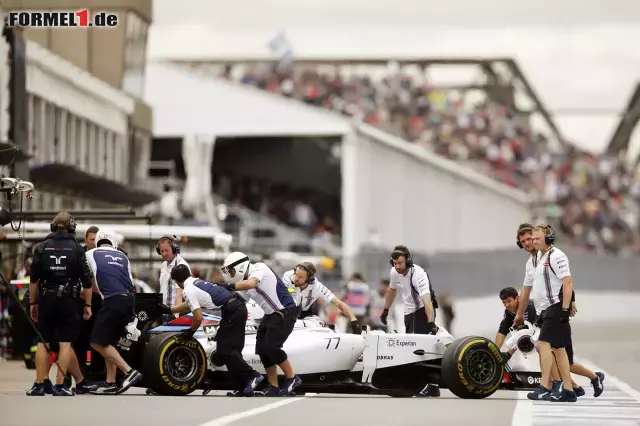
left=324, top=337, right=341, bottom=349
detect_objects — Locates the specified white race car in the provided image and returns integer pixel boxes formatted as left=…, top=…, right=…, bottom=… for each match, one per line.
left=122, top=294, right=540, bottom=399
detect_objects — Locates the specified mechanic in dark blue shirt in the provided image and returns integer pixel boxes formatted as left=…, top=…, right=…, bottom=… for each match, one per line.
left=85, top=229, right=143, bottom=395
left=162, top=264, right=264, bottom=396
left=495, top=287, right=538, bottom=356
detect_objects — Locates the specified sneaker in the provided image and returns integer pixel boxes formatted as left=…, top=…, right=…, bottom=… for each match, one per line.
left=527, top=385, right=552, bottom=401
left=552, top=380, right=562, bottom=393
left=281, top=375, right=302, bottom=396
left=255, top=385, right=281, bottom=397
left=549, top=389, right=577, bottom=403
left=90, top=382, right=118, bottom=395
left=74, top=380, right=98, bottom=395
left=26, top=382, right=45, bottom=396
left=243, top=374, right=264, bottom=395
left=417, top=383, right=440, bottom=397
left=591, top=372, right=605, bottom=397
left=52, top=385, right=75, bottom=396
left=43, top=379, right=54, bottom=395
left=116, top=369, right=143, bottom=395
left=573, top=386, right=585, bottom=397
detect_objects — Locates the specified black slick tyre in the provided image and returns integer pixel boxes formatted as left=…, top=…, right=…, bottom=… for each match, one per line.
left=142, top=332, right=206, bottom=396
left=441, top=336, right=504, bottom=399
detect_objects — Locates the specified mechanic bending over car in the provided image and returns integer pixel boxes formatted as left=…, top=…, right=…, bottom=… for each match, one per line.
left=514, top=223, right=604, bottom=400
left=283, top=262, right=362, bottom=334
left=85, top=229, right=143, bottom=395
left=161, top=265, right=264, bottom=396
left=27, top=212, right=95, bottom=396
left=495, top=287, right=537, bottom=359
left=220, top=252, right=302, bottom=396
left=380, top=245, right=440, bottom=398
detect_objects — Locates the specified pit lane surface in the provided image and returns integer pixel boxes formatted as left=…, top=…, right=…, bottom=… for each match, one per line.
left=2, top=321, right=639, bottom=426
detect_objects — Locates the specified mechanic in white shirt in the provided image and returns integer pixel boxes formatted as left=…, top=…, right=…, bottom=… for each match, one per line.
left=380, top=245, right=440, bottom=398
left=282, top=262, right=362, bottom=334
left=160, top=264, right=264, bottom=397
left=157, top=235, right=190, bottom=315
left=220, top=252, right=302, bottom=396
left=515, top=224, right=604, bottom=401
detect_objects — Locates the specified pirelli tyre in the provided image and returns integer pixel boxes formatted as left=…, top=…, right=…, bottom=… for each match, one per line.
left=142, top=333, right=206, bottom=396
left=441, top=336, right=504, bottom=399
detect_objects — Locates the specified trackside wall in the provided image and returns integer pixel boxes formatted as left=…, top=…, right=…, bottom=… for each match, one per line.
left=341, top=123, right=531, bottom=276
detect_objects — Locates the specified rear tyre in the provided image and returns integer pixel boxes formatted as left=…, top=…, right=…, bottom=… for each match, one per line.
left=142, top=333, right=206, bottom=396
left=441, top=336, right=504, bottom=399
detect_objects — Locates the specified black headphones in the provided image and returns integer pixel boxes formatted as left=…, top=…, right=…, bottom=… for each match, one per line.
left=50, top=214, right=76, bottom=235
left=390, top=248, right=413, bottom=268
left=295, top=264, right=316, bottom=284
left=544, top=225, right=556, bottom=246
left=156, top=235, right=181, bottom=256
left=516, top=226, right=533, bottom=249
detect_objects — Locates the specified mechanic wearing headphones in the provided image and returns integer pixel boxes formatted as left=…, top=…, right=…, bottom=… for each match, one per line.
left=157, top=235, right=190, bottom=318
left=27, top=212, right=94, bottom=396
left=162, top=264, right=264, bottom=396
left=220, top=252, right=302, bottom=396
left=514, top=224, right=577, bottom=402
left=85, top=229, right=143, bottom=395
left=380, top=245, right=440, bottom=397
left=283, top=262, right=362, bottom=334
left=514, top=223, right=604, bottom=400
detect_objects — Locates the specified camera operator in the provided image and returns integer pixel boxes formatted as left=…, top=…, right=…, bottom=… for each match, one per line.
left=26, top=212, right=93, bottom=396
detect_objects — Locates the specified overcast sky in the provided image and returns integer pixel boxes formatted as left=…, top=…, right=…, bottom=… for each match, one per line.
left=149, top=0, right=640, bottom=155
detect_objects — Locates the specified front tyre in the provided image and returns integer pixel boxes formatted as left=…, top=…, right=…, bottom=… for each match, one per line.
left=441, top=336, right=504, bottom=399
left=142, top=333, right=206, bottom=396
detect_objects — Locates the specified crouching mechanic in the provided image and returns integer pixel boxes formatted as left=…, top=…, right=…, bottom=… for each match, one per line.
left=161, top=265, right=264, bottom=396
left=495, top=287, right=537, bottom=362
left=283, top=262, right=362, bottom=334
left=85, top=229, right=143, bottom=394
left=380, top=245, right=440, bottom=397
left=220, top=252, right=302, bottom=396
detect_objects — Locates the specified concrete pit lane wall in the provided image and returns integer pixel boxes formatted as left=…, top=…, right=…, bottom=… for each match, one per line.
left=341, top=123, right=531, bottom=276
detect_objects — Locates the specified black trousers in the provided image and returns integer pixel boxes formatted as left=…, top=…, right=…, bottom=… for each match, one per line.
left=404, top=306, right=436, bottom=334
left=212, top=299, right=257, bottom=389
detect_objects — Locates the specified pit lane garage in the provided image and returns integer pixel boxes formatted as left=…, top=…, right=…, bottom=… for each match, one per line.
left=117, top=294, right=543, bottom=399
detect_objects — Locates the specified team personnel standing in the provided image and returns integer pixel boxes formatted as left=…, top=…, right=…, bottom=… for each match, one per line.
left=220, top=252, right=302, bottom=396
left=162, top=265, right=264, bottom=396
left=283, top=262, right=362, bottom=333
left=380, top=245, right=440, bottom=397
left=157, top=235, right=190, bottom=315
left=27, top=212, right=94, bottom=396
left=85, top=229, right=143, bottom=394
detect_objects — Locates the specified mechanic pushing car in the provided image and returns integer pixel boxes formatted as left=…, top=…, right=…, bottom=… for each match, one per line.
left=380, top=245, right=440, bottom=397
left=514, top=223, right=604, bottom=401
left=85, top=228, right=143, bottom=395
left=495, top=286, right=537, bottom=361
left=220, top=252, right=302, bottom=396
left=157, top=235, right=191, bottom=318
left=27, top=212, right=95, bottom=396
left=283, top=262, right=362, bottom=334
left=160, top=264, right=264, bottom=396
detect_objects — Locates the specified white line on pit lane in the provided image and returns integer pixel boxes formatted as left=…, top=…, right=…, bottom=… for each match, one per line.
left=511, top=357, right=640, bottom=426
left=196, top=393, right=317, bottom=426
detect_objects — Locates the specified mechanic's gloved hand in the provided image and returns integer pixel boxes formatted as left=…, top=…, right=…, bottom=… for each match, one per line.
left=427, top=322, right=439, bottom=335
left=380, top=309, right=389, bottom=325
left=500, top=351, right=512, bottom=364
left=179, top=328, right=196, bottom=340
left=351, top=320, right=362, bottom=334
left=559, top=308, right=571, bottom=323
left=158, top=303, right=172, bottom=315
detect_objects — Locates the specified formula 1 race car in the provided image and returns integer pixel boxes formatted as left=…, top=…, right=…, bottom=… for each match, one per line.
left=121, top=294, right=542, bottom=399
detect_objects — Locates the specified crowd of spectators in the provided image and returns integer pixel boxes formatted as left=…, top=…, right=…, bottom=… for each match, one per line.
left=213, top=62, right=640, bottom=256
